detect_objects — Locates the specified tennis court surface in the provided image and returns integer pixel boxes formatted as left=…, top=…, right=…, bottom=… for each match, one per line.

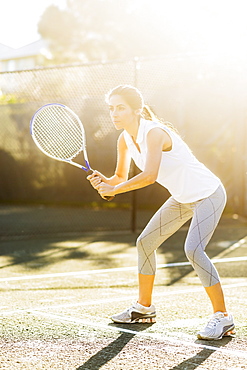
left=0, top=214, right=247, bottom=369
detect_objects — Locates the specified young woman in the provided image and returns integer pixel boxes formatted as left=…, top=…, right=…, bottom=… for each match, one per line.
left=87, top=85, right=235, bottom=340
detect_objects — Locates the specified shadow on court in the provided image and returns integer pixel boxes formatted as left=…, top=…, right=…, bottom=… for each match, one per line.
left=76, top=324, right=154, bottom=370
left=169, top=338, right=233, bottom=370
left=1, top=214, right=247, bottom=287
left=76, top=329, right=233, bottom=370
left=0, top=238, right=91, bottom=271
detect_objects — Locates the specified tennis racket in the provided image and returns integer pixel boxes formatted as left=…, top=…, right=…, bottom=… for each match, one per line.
left=30, top=103, right=114, bottom=201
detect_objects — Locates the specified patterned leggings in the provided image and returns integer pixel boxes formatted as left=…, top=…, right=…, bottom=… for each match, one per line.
left=137, top=184, right=226, bottom=287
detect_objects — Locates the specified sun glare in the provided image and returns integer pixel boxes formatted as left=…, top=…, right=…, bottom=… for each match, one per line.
left=148, top=0, right=247, bottom=56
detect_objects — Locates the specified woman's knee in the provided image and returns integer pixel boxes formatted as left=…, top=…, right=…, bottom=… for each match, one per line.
left=136, top=234, right=143, bottom=251
left=184, top=241, right=197, bottom=262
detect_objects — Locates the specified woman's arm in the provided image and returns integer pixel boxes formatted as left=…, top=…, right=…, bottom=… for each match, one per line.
left=98, top=127, right=171, bottom=197
left=87, top=132, right=131, bottom=190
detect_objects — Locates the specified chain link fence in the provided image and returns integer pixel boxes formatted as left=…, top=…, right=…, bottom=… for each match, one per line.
left=0, top=54, right=247, bottom=238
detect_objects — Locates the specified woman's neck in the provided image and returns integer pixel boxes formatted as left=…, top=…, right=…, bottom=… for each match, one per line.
left=125, top=117, right=140, bottom=140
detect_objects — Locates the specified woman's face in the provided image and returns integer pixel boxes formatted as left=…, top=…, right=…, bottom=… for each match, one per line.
left=108, top=94, right=139, bottom=130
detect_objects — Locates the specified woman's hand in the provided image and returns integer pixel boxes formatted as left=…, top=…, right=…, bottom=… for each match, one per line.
left=87, top=171, right=106, bottom=190
left=98, top=182, right=116, bottom=199
left=87, top=171, right=115, bottom=199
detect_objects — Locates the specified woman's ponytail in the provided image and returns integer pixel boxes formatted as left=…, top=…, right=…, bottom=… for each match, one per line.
left=141, top=105, right=156, bottom=121
left=142, top=104, right=179, bottom=134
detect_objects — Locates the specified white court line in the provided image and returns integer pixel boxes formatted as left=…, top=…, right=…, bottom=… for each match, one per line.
left=1, top=256, right=247, bottom=282
left=28, top=309, right=247, bottom=360
left=216, top=237, right=247, bottom=259
left=1, top=281, right=247, bottom=315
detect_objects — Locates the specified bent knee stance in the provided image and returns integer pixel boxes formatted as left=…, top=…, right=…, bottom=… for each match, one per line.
left=184, top=185, right=226, bottom=287
left=184, top=240, right=220, bottom=287
left=136, top=185, right=226, bottom=286
left=136, top=197, right=194, bottom=276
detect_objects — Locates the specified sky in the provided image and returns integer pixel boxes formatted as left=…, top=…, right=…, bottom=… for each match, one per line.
left=0, top=0, right=66, bottom=48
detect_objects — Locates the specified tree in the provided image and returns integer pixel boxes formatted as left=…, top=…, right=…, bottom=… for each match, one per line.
left=38, top=0, right=179, bottom=64
left=39, top=0, right=246, bottom=65
left=38, top=5, right=81, bottom=64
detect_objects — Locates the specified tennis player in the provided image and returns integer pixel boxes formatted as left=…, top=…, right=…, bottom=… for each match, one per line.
left=87, top=85, right=235, bottom=340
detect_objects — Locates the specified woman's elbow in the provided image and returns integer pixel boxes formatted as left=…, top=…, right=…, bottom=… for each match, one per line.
left=115, top=174, right=128, bottom=184
left=144, top=172, right=157, bottom=185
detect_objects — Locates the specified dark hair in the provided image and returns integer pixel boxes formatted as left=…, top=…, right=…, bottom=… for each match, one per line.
left=106, top=84, right=178, bottom=133
left=106, top=85, right=144, bottom=111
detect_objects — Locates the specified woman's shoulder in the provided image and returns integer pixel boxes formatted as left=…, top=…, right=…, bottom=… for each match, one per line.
left=120, top=131, right=128, bottom=143
left=141, top=118, right=173, bottom=136
left=122, top=130, right=133, bottom=146
left=141, top=118, right=161, bottom=130
left=118, top=132, right=130, bottom=152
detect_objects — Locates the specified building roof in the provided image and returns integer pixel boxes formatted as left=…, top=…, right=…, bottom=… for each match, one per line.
left=0, top=39, right=48, bottom=61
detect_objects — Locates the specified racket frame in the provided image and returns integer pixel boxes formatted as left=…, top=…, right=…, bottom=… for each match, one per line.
left=30, top=103, right=91, bottom=172
left=30, top=103, right=114, bottom=201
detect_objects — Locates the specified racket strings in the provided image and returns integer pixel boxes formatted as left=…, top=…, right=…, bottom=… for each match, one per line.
left=33, top=106, right=85, bottom=160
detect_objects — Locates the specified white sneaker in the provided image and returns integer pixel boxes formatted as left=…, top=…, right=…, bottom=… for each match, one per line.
left=111, top=302, right=156, bottom=323
left=197, top=312, right=235, bottom=340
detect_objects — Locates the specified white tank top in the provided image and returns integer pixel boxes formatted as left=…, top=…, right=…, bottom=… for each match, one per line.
left=123, top=118, right=221, bottom=203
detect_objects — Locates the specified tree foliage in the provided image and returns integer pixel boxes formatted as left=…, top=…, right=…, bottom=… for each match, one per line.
left=38, top=0, right=179, bottom=64
left=38, top=0, right=247, bottom=65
